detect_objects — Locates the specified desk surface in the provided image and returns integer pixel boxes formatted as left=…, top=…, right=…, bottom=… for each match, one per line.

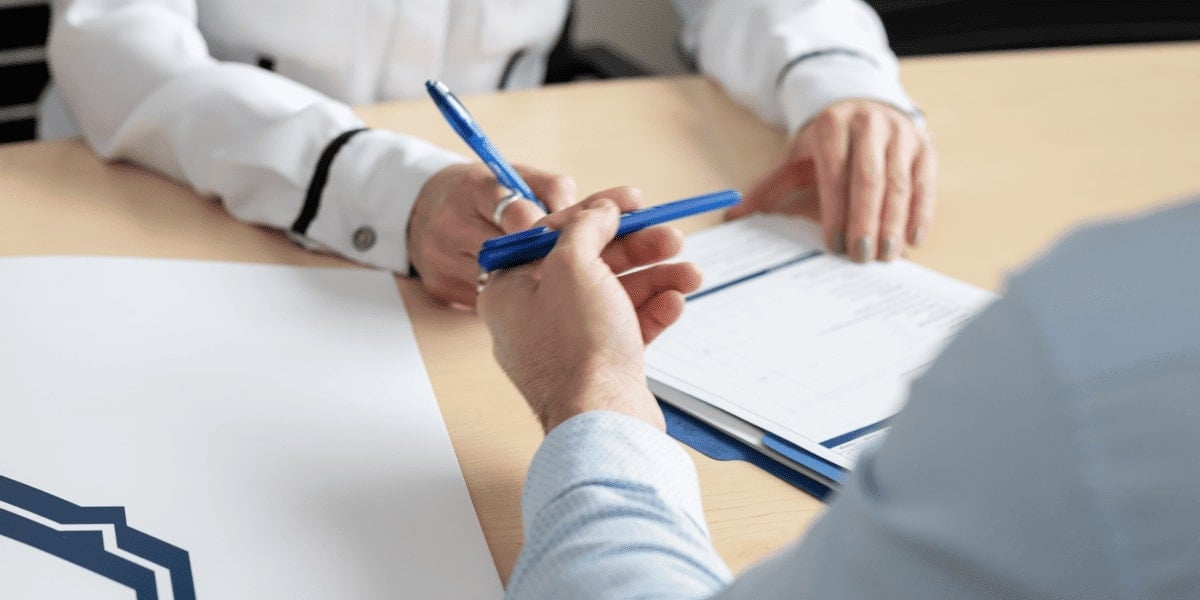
left=2, top=42, right=1198, bottom=581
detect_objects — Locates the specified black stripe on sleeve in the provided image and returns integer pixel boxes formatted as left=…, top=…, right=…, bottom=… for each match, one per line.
left=775, top=49, right=878, bottom=89
left=0, top=5, right=50, bottom=51
left=499, top=49, right=528, bottom=89
left=291, top=127, right=369, bottom=236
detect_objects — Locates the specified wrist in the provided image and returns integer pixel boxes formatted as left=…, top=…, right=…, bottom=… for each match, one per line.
left=539, top=361, right=663, bottom=433
left=778, top=53, right=921, bottom=135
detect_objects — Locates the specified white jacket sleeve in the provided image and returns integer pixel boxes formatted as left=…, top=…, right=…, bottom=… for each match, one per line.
left=47, top=0, right=464, bottom=273
left=674, top=0, right=921, bottom=134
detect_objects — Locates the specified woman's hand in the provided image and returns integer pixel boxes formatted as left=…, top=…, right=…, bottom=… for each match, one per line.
left=730, top=99, right=936, bottom=263
left=408, top=162, right=577, bottom=306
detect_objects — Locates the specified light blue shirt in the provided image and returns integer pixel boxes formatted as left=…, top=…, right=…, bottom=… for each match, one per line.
left=506, top=198, right=1200, bottom=599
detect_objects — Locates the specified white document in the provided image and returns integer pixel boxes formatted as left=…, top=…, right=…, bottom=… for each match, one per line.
left=0, top=257, right=502, bottom=599
left=646, top=216, right=995, bottom=470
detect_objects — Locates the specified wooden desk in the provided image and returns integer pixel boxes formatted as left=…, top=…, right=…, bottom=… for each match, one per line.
left=2, top=42, right=1197, bottom=581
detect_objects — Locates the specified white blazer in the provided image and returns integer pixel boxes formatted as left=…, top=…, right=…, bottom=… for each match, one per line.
left=44, top=0, right=916, bottom=273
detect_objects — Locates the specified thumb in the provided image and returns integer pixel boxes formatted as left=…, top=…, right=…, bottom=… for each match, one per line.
left=728, top=156, right=818, bottom=219
left=516, top=164, right=578, bottom=212
left=551, top=198, right=621, bottom=266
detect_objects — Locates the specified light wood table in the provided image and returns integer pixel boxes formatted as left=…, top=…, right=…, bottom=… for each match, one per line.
left=2, top=42, right=1197, bottom=582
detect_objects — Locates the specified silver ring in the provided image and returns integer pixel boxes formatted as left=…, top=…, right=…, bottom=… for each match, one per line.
left=491, top=191, right=523, bottom=227
left=475, top=271, right=490, bottom=295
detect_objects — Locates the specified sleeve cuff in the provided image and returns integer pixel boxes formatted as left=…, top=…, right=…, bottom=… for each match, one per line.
left=302, top=129, right=467, bottom=274
left=523, top=411, right=709, bottom=536
left=779, top=53, right=924, bottom=135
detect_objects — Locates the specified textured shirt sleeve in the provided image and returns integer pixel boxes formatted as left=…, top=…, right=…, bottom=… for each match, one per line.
left=674, top=0, right=921, bottom=133
left=48, top=0, right=464, bottom=274
left=506, top=411, right=733, bottom=599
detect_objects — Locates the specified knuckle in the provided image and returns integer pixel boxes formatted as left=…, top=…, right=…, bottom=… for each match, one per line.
left=510, top=201, right=541, bottom=223
left=851, top=109, right=873, bottom=131
left=887, top=171, right=911, bottom=197
left=813, top=109, right=841, bottom=135
left=853, top=164, right=882, bottom=192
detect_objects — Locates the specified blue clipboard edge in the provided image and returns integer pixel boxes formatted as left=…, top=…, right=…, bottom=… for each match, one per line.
left=651, top=384, right=839, bottom=501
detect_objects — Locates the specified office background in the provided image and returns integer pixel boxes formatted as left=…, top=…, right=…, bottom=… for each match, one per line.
left=3, top=0, right=1200, bottom=144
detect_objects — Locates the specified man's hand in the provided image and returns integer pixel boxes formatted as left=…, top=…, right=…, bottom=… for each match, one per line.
left=729, top=99, right=936, bottom=263
left=408, top=162, right=577, bottom=306
left=478, top=193, right=702, bottom=434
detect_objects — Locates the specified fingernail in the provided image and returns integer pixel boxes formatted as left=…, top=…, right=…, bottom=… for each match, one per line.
left=881, top=238, right=897, bottom=262
left=912, top=226, right=926, bottom=248
left=587, top=197, right=613, bottom=210
left=852, top=237, right=873, bottom=263
left=830, top=231, right=847, bottom=255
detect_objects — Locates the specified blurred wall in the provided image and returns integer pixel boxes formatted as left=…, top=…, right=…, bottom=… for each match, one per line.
left=572, top=0, right=692, bottom=75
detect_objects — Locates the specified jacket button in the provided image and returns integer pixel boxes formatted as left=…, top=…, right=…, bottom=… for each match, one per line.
left=352, top=226, right=377, bottom=252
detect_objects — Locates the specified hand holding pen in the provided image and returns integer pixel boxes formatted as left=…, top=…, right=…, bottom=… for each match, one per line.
left=478, top=195, right=704, bottom=433
left=408, top=83, right=579, bottom=306
left=418, top=80, right=738, bottom=303
left=426, top=81, right=546, bottom=214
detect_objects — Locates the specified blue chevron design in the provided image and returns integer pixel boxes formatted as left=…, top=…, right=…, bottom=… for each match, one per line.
left=0, top=475, right=196, bottom=600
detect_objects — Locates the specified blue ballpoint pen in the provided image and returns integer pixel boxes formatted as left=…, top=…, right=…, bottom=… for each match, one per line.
left=478, top=189, right=742, bottom=272
left=425, top=80, right=546, bottom=211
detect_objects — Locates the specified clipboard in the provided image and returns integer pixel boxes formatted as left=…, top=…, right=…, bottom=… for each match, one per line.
left=657, top=398, right=835, bottom=502
left=645, top=214, right=994, bottom=502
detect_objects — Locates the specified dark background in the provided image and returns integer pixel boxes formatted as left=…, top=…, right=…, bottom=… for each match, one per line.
left=3, top=0, right=1199, bottom=144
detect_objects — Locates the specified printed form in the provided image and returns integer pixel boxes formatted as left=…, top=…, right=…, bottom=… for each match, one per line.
left=646, top=216, right=994, bottom=470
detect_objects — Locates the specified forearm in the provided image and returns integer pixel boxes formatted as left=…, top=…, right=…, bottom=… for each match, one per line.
left=506, top=411, right=732, bottom=599
left=675, top=0, right=920, bottom=132
left=49, top=0, right=463, bottom=272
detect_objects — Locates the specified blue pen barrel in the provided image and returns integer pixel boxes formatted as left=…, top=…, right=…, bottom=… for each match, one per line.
left=478, top=189, right=741, bottom=272
left=615, top=190, right=742, bottom=236
left=426, top=79, right=547, bottom=212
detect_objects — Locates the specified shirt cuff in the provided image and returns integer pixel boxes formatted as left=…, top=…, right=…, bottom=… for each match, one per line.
left=523, top=411, right=710, bottom=537
left=303, top=129, right=467, bottom=274
left=779, top=53, right=924, bottom=135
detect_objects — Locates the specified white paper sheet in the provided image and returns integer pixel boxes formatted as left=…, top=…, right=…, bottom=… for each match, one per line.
left=0, top=256, right=502, bottom=599
left=646, top=216, right=995, bottom=470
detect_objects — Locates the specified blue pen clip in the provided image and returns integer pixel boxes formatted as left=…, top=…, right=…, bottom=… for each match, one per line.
left=426, top=80, right=545, bottom=210
left=478, top=189, right=741, bottom=272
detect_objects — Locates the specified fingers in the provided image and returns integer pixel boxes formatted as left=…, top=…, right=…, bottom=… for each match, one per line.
left=620, top=262, right=701, bottom=343
left=806, top=110, right=851, bottom=255
left=620, top=262, right=703, bottom=307
left=878, top=126, right=920, bottom=261
left=908, top=135, right=937, bottom=248
left=600, top=226, right=684, bottom=275
left=844, top=110, right=889, bottom=263
left=515, top=163, right=578, bottom=212
left=539, top=186, right=642, bottom=230
left=462, top=163, right=579, bottom=234
left=586, top=186, right=642, bottom=212
left=497, top=197, right=547, bottom=233
left=730, top=158, right=818, bottom=220
left=549, top=198, right=622, bottom=268
left=638, top=291, right=687, bottom=344
left=422, top=251, right=487, bottom=307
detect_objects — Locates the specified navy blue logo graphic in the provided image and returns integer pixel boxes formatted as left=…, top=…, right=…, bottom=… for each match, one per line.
left=0, top=475, right=196, bottom=599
